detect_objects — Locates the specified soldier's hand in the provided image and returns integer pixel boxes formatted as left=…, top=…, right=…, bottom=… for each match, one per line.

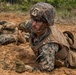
left=18, top=20, right=32, bottom=32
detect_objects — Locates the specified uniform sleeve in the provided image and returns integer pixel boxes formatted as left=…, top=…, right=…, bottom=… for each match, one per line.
left=38, top=43, right=59, bottom=71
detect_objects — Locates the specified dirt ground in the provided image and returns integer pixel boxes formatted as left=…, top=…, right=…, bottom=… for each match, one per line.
left=0, top=12, right=76, bottom=75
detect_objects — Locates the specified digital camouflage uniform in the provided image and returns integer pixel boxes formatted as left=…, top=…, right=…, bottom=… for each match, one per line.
left=0, top=21, right=26, bottom=45
left=15, top=2, right=70, bottom=72
left=30, top=31, right=59, bottom=71
left=28, top=2, right=69, bottom=71
left=0, top=21, right=17, bottom=45
left=0, top=34, right=16, bottom=45
left=38, top=44, right=59, bottom=71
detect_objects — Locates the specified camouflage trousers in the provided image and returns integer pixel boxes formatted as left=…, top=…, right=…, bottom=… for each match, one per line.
left=0, top=30, right=26, bottom=45
left=38, top=43, right=59, bottom=71
left=0, top=34, right=16, bottom=45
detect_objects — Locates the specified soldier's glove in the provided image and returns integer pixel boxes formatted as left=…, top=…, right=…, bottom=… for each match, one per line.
left=18, top=20, right=32, bottom=32
left=25, top=65, right=40, bottom=72
left=15, top=60, right=26, bottom=73
left=15, top=60, right=40, bottom=73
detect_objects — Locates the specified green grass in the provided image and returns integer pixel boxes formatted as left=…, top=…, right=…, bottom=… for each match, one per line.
left=0, top=1, right=76, bottom=25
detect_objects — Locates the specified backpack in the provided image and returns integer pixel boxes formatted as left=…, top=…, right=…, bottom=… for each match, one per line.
left=63, top=31, right=76, bottom=68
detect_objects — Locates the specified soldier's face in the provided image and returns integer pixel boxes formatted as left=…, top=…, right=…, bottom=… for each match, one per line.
left=31, top=19, right=44, bottom=33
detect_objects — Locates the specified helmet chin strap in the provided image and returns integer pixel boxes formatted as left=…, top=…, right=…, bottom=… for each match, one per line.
left=37, top=26, right=48, bottom=33
left=37, top=29, right=43, bottom=32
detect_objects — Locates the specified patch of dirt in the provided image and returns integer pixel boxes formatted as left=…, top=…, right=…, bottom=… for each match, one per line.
left=0, top=12, right=76, bottom=75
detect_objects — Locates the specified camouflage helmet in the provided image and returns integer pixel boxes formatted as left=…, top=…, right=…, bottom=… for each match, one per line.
left=30, top=2, right=56, bottom=26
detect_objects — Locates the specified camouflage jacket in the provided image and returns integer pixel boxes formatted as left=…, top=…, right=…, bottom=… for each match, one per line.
left=29, top=25, right=70, bottom=60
